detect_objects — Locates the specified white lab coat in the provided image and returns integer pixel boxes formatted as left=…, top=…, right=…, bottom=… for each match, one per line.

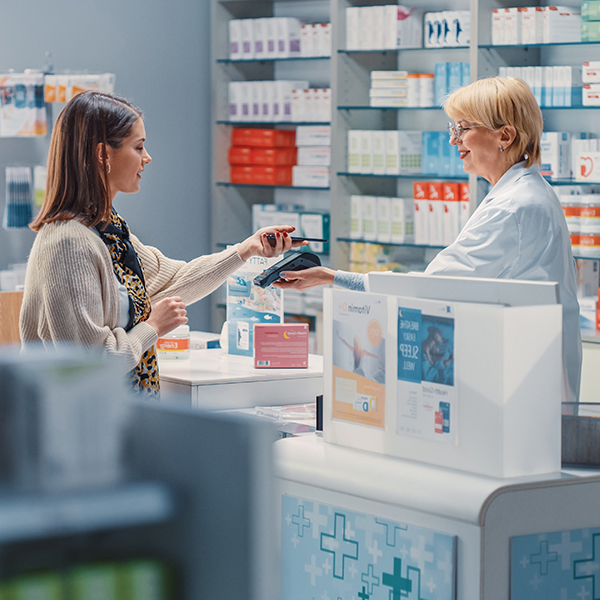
left=421, top=161, right=581, bottom=402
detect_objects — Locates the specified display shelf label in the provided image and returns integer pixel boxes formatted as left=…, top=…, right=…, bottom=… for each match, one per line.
left=397, top=300, right=457, bottom=445
left=511, top=526, right=600, bottom=600
left=281, top=494, right=456, bottom=600
left=331, top=290, right=386, bottom=429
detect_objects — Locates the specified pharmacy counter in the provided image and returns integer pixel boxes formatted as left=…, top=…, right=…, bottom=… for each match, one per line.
left=275, top=434, right=600, bottom=600
left=159, top=349, right=323, bottom=410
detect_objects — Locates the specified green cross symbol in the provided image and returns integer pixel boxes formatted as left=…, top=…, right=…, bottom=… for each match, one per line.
left=320, top=513, right=359, bottom=579
left=382, top=557, right=412, bottom=600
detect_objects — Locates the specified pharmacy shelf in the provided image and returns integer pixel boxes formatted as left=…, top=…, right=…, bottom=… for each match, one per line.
left=216, top=182, right=329, bottom=190
left=544, top=178, right=600, bottom=185
left=479, top=41, right=600, bottom=49
left=337, top=237, right=445, bottom=250
left=217, top=56, right=330, bottom=63
left=338, top=172, right=467, bottom=182
left=338, top=106, right=441, bottom=111
left=573, top=255, right=600, bottom=261
left=338, top=47, right=468, bottom=53
left=217, top=120, right=330, bottom=126
left=0, top=481, right=174, bottom=544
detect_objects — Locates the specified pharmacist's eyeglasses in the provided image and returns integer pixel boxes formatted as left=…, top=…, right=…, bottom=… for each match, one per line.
left=447, top=122, right=483, bottom=142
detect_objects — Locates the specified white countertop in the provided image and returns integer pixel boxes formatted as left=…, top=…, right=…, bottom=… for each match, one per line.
left=159, top=348, right=323, bottom=386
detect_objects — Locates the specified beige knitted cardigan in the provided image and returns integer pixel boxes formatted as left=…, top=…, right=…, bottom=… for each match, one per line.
left=20, top=219, right=245, bottom=371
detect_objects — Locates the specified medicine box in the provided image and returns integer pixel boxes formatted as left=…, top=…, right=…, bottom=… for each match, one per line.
left=254, top=323, right=309, bottom=368
left=292, top=166, right=330, bottom=188
left=582, top=1, right=600, bottom=21
left=350, top=195, right=363, bottom=239
left=391, top=197, right=415, bottom=243
left=361, top=196, right=377, bottom=240
left=583, top=61, right=600, bottom=83
left=296, top=125, right=331, bottom=146
left=540, top=132, right=572, bottom=179
left=232, top=128, right=295, bottom=147
left=376, top=196, right=392, bottom=243
left=297, top=146, right=330, bottom=166
left=576, top=151, right=600, bottom=182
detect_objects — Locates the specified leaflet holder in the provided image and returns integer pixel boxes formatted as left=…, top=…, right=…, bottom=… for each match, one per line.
left=322, top=273, right=563, bottom=479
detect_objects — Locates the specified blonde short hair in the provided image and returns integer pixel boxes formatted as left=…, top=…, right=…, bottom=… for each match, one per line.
left=444, top=77, right=543, bottom=168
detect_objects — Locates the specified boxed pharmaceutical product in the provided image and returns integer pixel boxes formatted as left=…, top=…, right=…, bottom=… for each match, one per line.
left=273, top=80, right=309, bottom=122
left=584, top=83, right=600, bottom=106
left=428, top=182, right=445, bottom=246
left=398, top=130, right=422, bottom=174
left=383, top=5, right=399, bottom=49
left=300, top=24, right=315, bottom=57
left=434, top=62, right=449, bottom=105
left=421, top=131, right=441, bottom=176
left=413, top=182, right=430, bottom=245
left=577, top=259, right=600, bottom=298
left=543, top=6, right=582, bottom=44
left=459, top=182, right=470, bottom=231
left=346, top=7, right=361, bottom=50
left=442, top=182, right=461, bottom=245
left=541, top=132, right=572, bottom=179
left=350, top=195, right=363, bottom=239
left=579, top=296, right=598, bottom=329
left=241, top=18, right=255, bottom=59
left=227, top=255, right=283, bottom=357
left=290, top=88, right=308, bottom=123
left=360, top=5, right=376, bottom=50
left=359, top=130, right=374, bottom=174
left=492, top=9, right=505, bottom=45
left=292, top=166, right=330, bottom=188
left=372, top=130, right=386, bottom=175
left=576, top=150, right=600, bottom=182
left=384, top=130, right=400, bottom=175
left=297, top=146, right=330, bottom=166
left=391, top=197, right=415, bottom=243
left=254, top=18, right=268, bottom=59
left=317, top=23, right=332, bottom=57
left=300, top=211, right=330, bottom=253
left=277, top=17, right=302, bottom=58
left=376, top=196, right=392, bottom=242
left=229, top=19, right=242, bottom=59
left=397, top=6, right=423, bottom=48
left=254, top=323, right=309, bottom=368
left=297, top=125, right=331, bottom=146
left=361, top=196, right=378, bottom=241
left=372, top=6, right=386, bottom=50
left=265, top=18, right=278, bottom=57
left=438, top=136, right=452, bottom=178
left=424, top=12, right=441, bottom=47
left=582, top=1, right=600, bottom=21
left=583, top=61, right=600, bottom=83
left=347, top=130, right=361, bottom=173
left=521, top=6, right=544, bottom=44
left=543, top=65, right=555, bottom=107
left=504, top=7, right=522, bottom=45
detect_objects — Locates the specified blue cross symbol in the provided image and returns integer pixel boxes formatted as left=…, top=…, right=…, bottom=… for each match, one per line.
left=361, top=564, right=380, bottom=595
left=531, top=540, right=558, bottom=575
left=358, top=586, right=369, bottom=600
left=375, top=518, right=407, bottom=547
left=382, top=557, right=412, bottom=600
left=575, top=533, right=600, bottom=599
left=320, top=513, right=359, bottom=579
left=291, top=505, right=311, bottom=537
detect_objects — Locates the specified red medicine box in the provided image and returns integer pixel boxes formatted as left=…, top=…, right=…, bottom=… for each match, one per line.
left=254, top=323, right=309, bottom=368
left=231, top=128, right=296, bottom=148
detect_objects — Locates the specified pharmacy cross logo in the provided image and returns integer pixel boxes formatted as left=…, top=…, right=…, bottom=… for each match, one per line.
left=574, top=534, right=600, bottom=599
left=382, top=557, right=412, bottom=600
left=292, top=505, right=311, bottom=537
left=361, top=564, right=380, bottom=594
left=320, top=513, right=359, bottom=579
left=531, top=540, right=559, bottom=575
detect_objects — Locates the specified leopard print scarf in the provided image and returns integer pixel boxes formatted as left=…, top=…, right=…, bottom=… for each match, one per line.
left=95, top=210, right=160, bottom=397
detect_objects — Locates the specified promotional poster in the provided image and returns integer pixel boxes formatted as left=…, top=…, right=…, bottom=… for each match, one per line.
left=331, top=290, right=386, bottom=429
left=397, top=299, right=457, bottom=444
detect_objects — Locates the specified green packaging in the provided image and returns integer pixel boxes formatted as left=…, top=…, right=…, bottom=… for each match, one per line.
left=582, top=1, right=600, bottom=21
left=122, top=560, right=170, bottom=600
left=582, top=20, right=600, bottom=41
left=69, top=564, right=123, bottom=600
left=8, top=574, right=63, bottom=600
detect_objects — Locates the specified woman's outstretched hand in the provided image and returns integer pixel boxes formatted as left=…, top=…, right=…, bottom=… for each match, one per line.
left=237, top=225, right=309, bottom=261
left=146, top=296, right=188, bottom=337
left=271, top=266, right=336, bottom=291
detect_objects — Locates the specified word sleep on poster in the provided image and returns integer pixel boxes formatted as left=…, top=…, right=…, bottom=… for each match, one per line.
left=397, top=300, right=457, bottom=444
left=331, top=290, right=386, bottom=429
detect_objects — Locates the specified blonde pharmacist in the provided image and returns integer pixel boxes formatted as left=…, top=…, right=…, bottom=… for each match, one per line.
left=20, top=91, right=304, bottom=397
left=275, top=77, right=582, bottom=402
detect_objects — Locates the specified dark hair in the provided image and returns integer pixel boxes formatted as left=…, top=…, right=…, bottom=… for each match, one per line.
left=30, top=91, right=143, bottom=231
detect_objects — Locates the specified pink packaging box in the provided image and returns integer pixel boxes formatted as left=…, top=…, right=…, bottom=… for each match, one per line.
left=254, top=323, right=309, bottom=368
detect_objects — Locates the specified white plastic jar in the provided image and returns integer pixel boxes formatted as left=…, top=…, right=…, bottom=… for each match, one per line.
left=157, top=325, right=191, bottom=360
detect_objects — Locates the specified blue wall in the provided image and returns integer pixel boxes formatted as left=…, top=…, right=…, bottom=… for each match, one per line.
left=0, top=0, right=213, bottom=330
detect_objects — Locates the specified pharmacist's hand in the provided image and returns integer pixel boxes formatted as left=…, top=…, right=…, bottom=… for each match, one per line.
left=272, top=266, right=336, bottom=290
left=146, top=296, right=188, bottom=338
left=237, top=225, right=308, bottom=261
